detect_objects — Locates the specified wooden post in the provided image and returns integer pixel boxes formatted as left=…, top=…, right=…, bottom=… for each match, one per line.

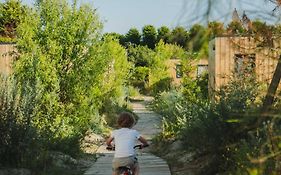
left=261, top=54, right=281, bottom=171
left=262, top=55, right=281, bottom=112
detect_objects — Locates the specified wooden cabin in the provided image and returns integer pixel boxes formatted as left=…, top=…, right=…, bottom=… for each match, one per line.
left=208, top=36, right=281, bottom=96
left=167, top=58, right=182, bottom=86
left=0, top=43, right=14, bottom=76
left=167, top=58, right=208, bottom=86
left=192, top=58, right=208, bottom=78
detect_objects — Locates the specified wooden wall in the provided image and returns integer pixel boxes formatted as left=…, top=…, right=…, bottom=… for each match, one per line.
left=167, top=59, right=182, bottom=86
left=209, top=36, right=281, bottom=93
left=0, top=43, right=14, bottom=76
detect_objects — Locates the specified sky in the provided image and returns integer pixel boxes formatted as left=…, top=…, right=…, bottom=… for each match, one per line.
left=75, top=0, right=279, bottom=34
left=0, top=0, right=279, bottom=34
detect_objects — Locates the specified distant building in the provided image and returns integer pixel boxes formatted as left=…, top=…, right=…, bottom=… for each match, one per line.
left=167, top=58, right=182, bottom=86
left=232, top=8, right=241, bottom=23
left=208, top=36, right=281, bottom=96
left=167, top=57, right=208, bottom=87
left=231, top=8, right=252, bottom=32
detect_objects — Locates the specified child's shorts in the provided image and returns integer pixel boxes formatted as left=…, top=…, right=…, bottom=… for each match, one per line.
left=112, top=156, right=138, bottom=172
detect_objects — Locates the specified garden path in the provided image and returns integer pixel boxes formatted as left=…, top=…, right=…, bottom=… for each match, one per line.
left=84, top=96, right=171, bottom=175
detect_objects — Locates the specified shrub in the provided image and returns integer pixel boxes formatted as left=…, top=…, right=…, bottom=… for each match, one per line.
left=127, top=85, right=141, bottom=98
left=181, top=77, right=262, bottom=172
left=0, top=77, right=43, bottom=168
left=150, top=77, right=172, bottom=96
left=152, top=75, right=278, bottom=174
left=130, top=66, right=149, bottom=92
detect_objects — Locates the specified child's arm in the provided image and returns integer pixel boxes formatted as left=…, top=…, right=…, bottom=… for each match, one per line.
left=106, top=136, right=114, bottom=146
left=138, top=136, right=149, bottom=147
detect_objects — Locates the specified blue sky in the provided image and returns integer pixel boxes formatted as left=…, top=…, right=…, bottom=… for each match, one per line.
left=1, top=0, right=279, bottom=34
left=84, top=0, right=279, bottom=34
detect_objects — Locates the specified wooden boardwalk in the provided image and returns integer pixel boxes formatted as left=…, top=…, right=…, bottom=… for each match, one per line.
left=84, top=97, right=171, bottom=175
left=84, top=152, right=171, bottom=175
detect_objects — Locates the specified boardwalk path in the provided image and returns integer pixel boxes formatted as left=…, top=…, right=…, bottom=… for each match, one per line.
left=84, top=97, right=171, bottom=175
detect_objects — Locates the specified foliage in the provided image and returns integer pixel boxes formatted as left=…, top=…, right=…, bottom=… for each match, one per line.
left=207, top=21, right=225, bottom=39
left=196, top=72, right=209, bottom=99
left=157, top=26, right=170, bottom=43
left=226, top=21, right=246, bottom=35
left=102, top=32, right=122, bottom=41
left=251, top=20, right=276, bottom=47
left=8, top=0, right=131, bottom=166
left=127, top=85, right=141, bottom=98
left=182, top=77, right=260, bottom=150
left=130, top=66, right=149, bottom=91
left=15, top=0, right=103, bottom=139
left=0, top=77, right=44, bottom=168
left=180, top=52, right=207, bottom=99
left=98, top=36, right=132, bottom=126
left=127, top=45, right=154, bottom=67
left=0, top=0, right=28, bottom=38
left=124, top=28, right=141, bottom=46
left=187, top=24, right=206, bottom=51
left=0, top=36, right=16, bottom=43
left=141, top=25, right=157, bottom=49
left=149, top=41, right=186, bottom=95
left=151, top=72, right=281, bottom=173
left=127, top=40, right=188, bottom=95
left=168, top=26, right=189, bottom=48
left=150, top=90, right=183, bottom=138
left=148, top=41, right=178, bottom=95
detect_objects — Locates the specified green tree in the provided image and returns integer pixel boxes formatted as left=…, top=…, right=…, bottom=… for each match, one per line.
left=168, top=26, right=189, bottom=48
left=207, top=21, right=225, bottom=39
left=124, top=28, right=141, bottom=46
left=149, top=41, right=186, bottom=95
left=0, top=0, right=27, bottom=39
left=226, top=21, right=246, bottom=35
left=14, top=0, right=127, bottom=147
left=187, top=24, right=207, bottom=52
left=127, top=45, right=154, bottom=67
left=98, top=36, right=131, bottom=121
left=102, top=32, right=123, bottom=41
left=157, top=26, right=170, bottom=43
left=127, top=45, right=154, bottom=91
left=141, top=24, right=157, bottom=49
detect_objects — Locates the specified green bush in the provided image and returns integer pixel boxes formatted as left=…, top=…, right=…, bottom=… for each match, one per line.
left=0, top=0, right=132, bottom=170
left=130, top=66, right=149, bottom=92
left=181, top=77, right=280, bottom=174
left=127, top=85, right=141, bottom=98
left=150, top=77, right=172, bottom=96
left=48, top=136, right=81, bottom=158
left=0, top=36, right=16, bottom=43
left=0, top=77, right=43, bottom=168
left=152, top=75, right=281, bottom=174
left=196, top=72, right=209, bottom=99
left=151, top=90, right=190, bottom=139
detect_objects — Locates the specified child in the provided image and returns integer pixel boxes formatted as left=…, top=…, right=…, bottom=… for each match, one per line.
left=106, top=112, right=149, bottom=175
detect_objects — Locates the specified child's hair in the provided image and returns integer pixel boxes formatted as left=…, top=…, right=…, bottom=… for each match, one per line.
left=117, top=112, right=135, bottom=128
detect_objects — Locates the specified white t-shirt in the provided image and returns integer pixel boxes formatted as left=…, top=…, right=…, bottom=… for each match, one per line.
left=111, top=128, right=141, bottom=158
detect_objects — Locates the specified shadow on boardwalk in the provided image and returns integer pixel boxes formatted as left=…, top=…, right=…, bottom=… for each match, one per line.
left=84, top=96, right=171, bottom=175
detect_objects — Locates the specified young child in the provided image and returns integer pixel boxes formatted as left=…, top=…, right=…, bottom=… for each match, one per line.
left=106, top=112, right=149, bottom=175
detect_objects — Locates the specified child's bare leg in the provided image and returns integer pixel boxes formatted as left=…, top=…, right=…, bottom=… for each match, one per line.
left=133, top=164, right=140, bottom=175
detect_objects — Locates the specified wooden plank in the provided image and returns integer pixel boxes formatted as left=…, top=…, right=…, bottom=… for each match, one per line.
left=0, top=44, right=14, bottom=76
left=84, top=152, right=171, bottom=175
